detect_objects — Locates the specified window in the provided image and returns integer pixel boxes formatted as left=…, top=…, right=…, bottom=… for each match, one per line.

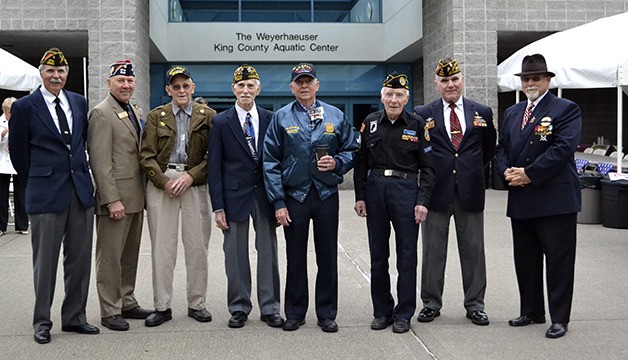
left=170, top=0, right=381, bottom=23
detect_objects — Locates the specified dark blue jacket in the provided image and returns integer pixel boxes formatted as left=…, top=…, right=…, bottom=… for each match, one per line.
left=207, top=105, right=275, bottom=222
left=9, top=87, right=95, bottom=214
left=263, top=100, right=357, bottom=209
left=495, top=92, right=581, bottom=219
left=414, top=98, right=496, bottom=212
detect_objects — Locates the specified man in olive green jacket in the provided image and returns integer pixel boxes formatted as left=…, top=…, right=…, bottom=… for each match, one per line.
left=140, top=66, right=215, bottom=327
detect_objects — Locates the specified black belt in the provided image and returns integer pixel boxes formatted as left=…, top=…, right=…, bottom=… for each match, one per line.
left=370, top=169, right=415, bottom=180
left=167, top=164, right=189, bottom=171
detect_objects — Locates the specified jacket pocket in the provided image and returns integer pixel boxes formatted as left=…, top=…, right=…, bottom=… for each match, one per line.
left=29, top=166, right=52, bottom=178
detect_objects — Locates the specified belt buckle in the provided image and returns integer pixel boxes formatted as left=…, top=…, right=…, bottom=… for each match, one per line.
left=175, top=164, right=186, bottom=172
left=384, top=169, right=393, bottom=177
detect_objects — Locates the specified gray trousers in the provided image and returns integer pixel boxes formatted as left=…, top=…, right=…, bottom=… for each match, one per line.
left=31, top=190, right=94, bottom=331
left=223, top=198, right=280, bottom=316
left=420, top=193, right=486, bottom=312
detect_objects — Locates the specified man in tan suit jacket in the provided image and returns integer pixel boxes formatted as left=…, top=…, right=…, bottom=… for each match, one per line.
left=87, top=60, right=153, bottom=331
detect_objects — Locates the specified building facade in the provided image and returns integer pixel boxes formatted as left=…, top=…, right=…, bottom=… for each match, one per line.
left=1, top=0, right=627, bottom=146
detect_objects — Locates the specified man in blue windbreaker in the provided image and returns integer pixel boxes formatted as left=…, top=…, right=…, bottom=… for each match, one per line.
left=263, top=62, right=357, bottom=333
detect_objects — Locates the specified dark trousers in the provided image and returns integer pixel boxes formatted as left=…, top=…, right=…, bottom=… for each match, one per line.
left=364, top=175, right=419, bottom=321
left=511, top=213, right=577, bottom=324
left=283, top=187, right=338, bottom=321
left=0, top=173, right=28, bottom=231
left=31, top=189, right=94, bottom=331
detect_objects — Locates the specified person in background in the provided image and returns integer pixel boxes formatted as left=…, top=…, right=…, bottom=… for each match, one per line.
left=495, top=53, right=581, bottom=339
left=414, top=58, right=496, bottom=326
left=87, top=60, right=154, bottom=331
left=353, top=72, right=436, bottom=334
left=0, top=96, right=28, bottom=236
left=140, top=65, right=215, bottom=327
left=9, top=47, right=99, bottom=344
left=263, top=62, right=357, bottom=333
left=208, top=64, right=282, bottom=329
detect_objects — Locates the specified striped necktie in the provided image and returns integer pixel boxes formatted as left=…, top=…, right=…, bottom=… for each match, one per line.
left=449, top=103, right=462, bottom=150
left=521, top=102, right=534, bottom=131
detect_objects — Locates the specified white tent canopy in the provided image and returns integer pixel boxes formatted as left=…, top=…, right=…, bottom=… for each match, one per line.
left=497, top=12, right=628, bottom=92
left=497, top=12, right=628, bottom=173
left=0, top=48, right=41, bottom=92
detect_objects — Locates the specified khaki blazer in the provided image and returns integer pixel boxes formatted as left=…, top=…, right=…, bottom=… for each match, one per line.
left=140, top=102, right=214, bottom=189
left=87, top=94, right=145, bottom=216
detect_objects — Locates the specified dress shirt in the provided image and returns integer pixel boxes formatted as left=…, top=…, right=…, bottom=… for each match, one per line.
left=441, top=98, right=465, bottom=137
left=40, top=86, right=73, bottom=134
left=168, top=101, right=192, bottom=164
left=235, top=102, right=259, bottom=142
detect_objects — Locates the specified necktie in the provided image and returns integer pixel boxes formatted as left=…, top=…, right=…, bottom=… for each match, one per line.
left=54, top=97, right=72, bottom=145
left=243, top=112, right=258, bottom=161
left=125, top=104, right=141, bottom=137
left=449, top=103, right=462, bottom=150
left=521, top=102, right=534, bottom=131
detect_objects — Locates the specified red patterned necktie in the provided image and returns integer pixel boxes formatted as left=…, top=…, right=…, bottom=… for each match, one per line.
left=521, top=102, right=534, bottom=131
left=449, top=103, right=462, bottom=150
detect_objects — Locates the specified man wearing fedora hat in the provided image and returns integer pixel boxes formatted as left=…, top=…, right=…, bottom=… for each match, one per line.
left=495, top=53, right=582, bottom=339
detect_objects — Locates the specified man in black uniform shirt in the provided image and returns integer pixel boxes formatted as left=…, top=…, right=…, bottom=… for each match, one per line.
left=354, top=72, right=436, bottom=334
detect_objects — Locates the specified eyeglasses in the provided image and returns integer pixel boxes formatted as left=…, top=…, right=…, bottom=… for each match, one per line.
left=169, top=83, right=192, bottom=91
left=521, top=76, right=544, bottom=83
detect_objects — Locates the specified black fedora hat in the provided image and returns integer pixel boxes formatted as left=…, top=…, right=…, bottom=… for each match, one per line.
left=514, top=54, right=556, bottom=77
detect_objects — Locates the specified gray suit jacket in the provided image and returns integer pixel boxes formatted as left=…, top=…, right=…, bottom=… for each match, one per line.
left=87, top=94, right=145, bottom=215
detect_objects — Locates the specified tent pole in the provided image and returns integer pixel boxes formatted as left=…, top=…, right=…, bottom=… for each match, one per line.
left=515, top=91, right=520, bottom=103
left=83, top=57, right=87, bottom=99
left=618, top=86, right=623, bottom=173
left=558, top=88, right=562, bottom=98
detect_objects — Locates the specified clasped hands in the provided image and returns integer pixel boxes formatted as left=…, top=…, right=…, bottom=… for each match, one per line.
left=165, top=173, right=193, bottom=198
left=504, top=167, right=531, bottom=187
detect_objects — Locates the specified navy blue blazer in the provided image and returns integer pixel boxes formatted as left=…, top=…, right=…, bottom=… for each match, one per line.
left=207, top=105, right=274, bottom=222
left=414, top=98, right=496, bottom=212
left=8, top=87, right=95, bottom=214
left=495, top=92, right=581, bottom=219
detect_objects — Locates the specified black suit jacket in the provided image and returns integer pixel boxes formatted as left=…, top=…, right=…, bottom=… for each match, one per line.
left=414, top=98, right=496, bottom=212
left=495, top=92, right=582, bottom=219
left=207, top=105, right=274, bottom=222
left=9, top=87, right=95, bottom=214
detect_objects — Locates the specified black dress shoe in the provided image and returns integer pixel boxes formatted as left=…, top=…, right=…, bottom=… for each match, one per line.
left=508, top=315, right=546, bottom=327
left=121, top=306, right=154, bottom=319
left=101, top=315, right=130, bottom=331
left=188, top=308, right=212, bottom=322
left=282, top=318, right=305, bottom=331
left=228, top=311, right=248, bottom=328
left=145, top=309, right=172, bottom=327
left=546, top=323, right=568, bottom=339
left=370, top=315, right=394, bottom=330
left=34, top=329, right=50, bottom=344
left=466, top=310, right=490, bottom=326
left=392, top=319, right=410, bottom=333
left=260, top=313, right=284, bottom=328
left=61, top=323, right=100, bottom=334
left=417, top=307, right=440, bottom=323
left=317, top=319, right=338, bottom=333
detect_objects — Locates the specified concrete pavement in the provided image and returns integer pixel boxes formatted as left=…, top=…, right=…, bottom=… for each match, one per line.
left=0, top=189, right=626, bottom=359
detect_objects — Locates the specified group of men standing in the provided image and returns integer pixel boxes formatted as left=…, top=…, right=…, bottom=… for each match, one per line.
left=8, top=46, right=581, bottom=344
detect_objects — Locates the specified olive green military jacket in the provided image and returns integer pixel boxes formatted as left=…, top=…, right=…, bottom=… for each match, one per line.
left=140, top=101, right=215, bottom=189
